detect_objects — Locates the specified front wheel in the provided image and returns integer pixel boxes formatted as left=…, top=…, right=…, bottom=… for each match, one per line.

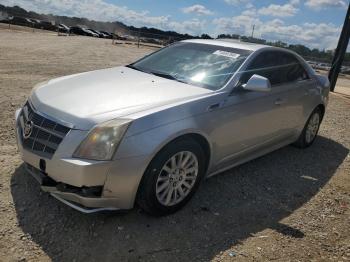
left=136, top=138, right=206, bottom=216
left=293, top=107, right=322, bottom=148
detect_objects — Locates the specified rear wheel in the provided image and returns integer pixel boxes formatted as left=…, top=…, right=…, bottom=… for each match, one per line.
left=137, top=138, right=206, bottom=216
left=293, top=107, right=322, bottom=148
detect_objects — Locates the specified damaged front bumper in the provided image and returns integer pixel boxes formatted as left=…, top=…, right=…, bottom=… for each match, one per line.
left=15, top=107, right=150, bottom=213
left=25, top=163, right=120, bottom=213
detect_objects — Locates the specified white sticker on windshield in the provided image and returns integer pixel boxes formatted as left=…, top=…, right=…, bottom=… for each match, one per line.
left=213, top=50, right=240, bottom=59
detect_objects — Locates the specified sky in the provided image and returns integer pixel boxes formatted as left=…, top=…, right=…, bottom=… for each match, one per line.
left=1, top=0, right=349, bottom=50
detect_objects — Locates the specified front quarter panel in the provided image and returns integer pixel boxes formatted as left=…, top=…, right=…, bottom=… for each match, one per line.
left=117, top=90, right=230, bottom=160
left=103, top=120, right=212, bottom=208
left=103, top=92, right=228, bottom=208
left=114, top=91, right=227, bottom=160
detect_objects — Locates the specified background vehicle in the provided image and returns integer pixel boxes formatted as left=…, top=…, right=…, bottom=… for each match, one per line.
left=112, top=33, right=127, bottom=40
left=315, top=63, right=331, bottom=71
left=69, top=26, right=98, bottom=37
left=70, top=26, right=88, bottom=36
left=100, top=31, right=113, bottom=39
left=100, top=32, right=111, bottom=38
left=306, top=60, right=318, bottom=69
left=9, top=16, right=34, bottom=27
left=28, top=18, right=40, bottom=27
left=87, top=28, right=103, bottom=37
left=15, top=40, right=329, bottom=216
left=88, top=29, right=111, bottom=38
left=83, top=28, right=99, bottom=37
left=40, top=21, right=56, bottom=31
left=58, top=23, right=70, bottom=33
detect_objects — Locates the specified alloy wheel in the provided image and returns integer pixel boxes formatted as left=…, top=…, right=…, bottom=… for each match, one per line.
left=305, top=113, right=320, bottom=144
left=156, top=151, right=199, bottom=206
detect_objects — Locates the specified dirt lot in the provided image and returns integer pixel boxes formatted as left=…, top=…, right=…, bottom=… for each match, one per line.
left=0, top=26, right=349, bottom=262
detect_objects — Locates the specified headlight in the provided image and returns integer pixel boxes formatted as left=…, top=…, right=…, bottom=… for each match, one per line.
left=73, top=119, right=132, bottom=161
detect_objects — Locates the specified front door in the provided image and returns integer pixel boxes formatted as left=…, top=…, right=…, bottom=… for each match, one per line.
left=210, top=50, right=300, bottom=172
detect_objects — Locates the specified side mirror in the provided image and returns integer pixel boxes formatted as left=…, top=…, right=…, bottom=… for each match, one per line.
left=243, top=74, right=271, bottom=92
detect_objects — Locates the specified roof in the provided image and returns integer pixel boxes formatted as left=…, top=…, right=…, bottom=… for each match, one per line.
left=182, top=39, right=269, bottom=51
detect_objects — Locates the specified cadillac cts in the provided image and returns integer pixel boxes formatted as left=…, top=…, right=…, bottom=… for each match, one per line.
left=15, top=39, right=330, bottom=216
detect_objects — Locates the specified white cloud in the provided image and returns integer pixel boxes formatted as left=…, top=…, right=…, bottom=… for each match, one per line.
left=169, top=19, right=207, bottom=34
left=1, top=0, right=206, bottom=35
left=241, top=8, right=257, bottom=16
left=261, top=20, right=340, bottom=49
left=224, top=0, right=249, bottom=6
left=182, top=4, right=213, bottom=16
left=305, top=0, right=347, bottom=9
left=289, top=0, right=300, bottom=5
left=258, top=3, right=298, bottom=17
left=213, top=14, right=260, bottom=36
left=213, top=11, right=341, bottom=50
left=245, top=3, right=254, bottom=9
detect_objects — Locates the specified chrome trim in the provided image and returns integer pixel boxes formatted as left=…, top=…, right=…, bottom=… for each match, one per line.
left=32, top=123, right=65, bottom=139
left=20, top=101, right=72, bottom=159
left=28, top=99, right=75, bottom=129
left=50, top=193, right=119, bottom=213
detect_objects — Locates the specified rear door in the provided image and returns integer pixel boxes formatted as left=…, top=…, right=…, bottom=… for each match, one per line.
left=271, top=52, right=315, bottom=134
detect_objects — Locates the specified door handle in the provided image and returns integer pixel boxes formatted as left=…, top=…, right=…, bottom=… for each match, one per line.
left=274, top=98, right=285, bottom=106
left=208, top=103, right=220, bottom=111
left=207, top=101, right=225, bottom=112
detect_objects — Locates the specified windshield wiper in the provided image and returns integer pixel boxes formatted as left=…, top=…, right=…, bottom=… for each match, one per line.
left=127, top=66, right=188, bottom=84
left=126, top=64, right=147, bottom=73
left=149, top=71, right=188, bottom=84
left=150, top=71, right=177, bottom=80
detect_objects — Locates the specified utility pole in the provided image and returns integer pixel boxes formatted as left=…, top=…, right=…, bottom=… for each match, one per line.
left=251, top=24, right=255, bottom=38
left=328, top=3, right=350, bottom=92
left=137, top=28, right=141, bottom=48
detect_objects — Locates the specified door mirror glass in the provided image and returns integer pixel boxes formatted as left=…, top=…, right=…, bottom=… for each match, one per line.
left=243, top=74, right=271, bottom=92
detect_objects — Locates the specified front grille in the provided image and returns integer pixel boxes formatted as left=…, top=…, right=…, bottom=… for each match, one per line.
left=18, top=101, right=71, bottom=159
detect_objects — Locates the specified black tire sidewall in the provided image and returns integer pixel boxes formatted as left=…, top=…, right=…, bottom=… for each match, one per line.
left=137, top=138, right=206, bottom=215
left=301, top=108, right=322, bottom=147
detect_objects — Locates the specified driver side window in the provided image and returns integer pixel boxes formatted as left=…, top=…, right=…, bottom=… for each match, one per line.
left=238, top=51, right=310, bottom=88
left=239, top=51, right=281, bottom=86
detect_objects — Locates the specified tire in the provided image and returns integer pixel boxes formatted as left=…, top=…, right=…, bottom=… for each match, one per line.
left=136, top=138, right=206, bottom=216
left=293, top=107, right=322, bottom=148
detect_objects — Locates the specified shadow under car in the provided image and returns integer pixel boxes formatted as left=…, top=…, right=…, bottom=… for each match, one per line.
left=11, top=136, right=348, bottom=261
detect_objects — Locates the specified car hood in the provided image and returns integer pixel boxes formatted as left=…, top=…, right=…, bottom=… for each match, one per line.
left=30, top=66, right=211, bottom=130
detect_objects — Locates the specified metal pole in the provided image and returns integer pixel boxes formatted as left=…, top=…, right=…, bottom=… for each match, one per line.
left=251, top=24, right=255, bottom=38
left=137, top=29, right=141, bottom=48
left=328, top=3, right=350, bottom=92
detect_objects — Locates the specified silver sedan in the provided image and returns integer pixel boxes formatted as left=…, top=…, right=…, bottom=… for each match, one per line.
left=15, top=39, right=330, bottom=215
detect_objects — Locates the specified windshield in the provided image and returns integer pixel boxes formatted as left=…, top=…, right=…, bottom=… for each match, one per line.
left=129, top=42, right=252, bottom=90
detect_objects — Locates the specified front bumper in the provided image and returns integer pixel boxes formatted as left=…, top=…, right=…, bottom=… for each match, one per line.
left=15, top=108, right=150, bottom=213
left=25, top=163, right=120, bottom=213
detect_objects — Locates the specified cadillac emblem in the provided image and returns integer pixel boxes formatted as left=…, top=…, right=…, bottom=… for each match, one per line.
left=23, top=120, right=34, bottom=139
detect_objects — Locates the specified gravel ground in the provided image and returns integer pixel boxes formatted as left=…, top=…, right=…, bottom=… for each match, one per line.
left=0, top=27, right=349, bottom=262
